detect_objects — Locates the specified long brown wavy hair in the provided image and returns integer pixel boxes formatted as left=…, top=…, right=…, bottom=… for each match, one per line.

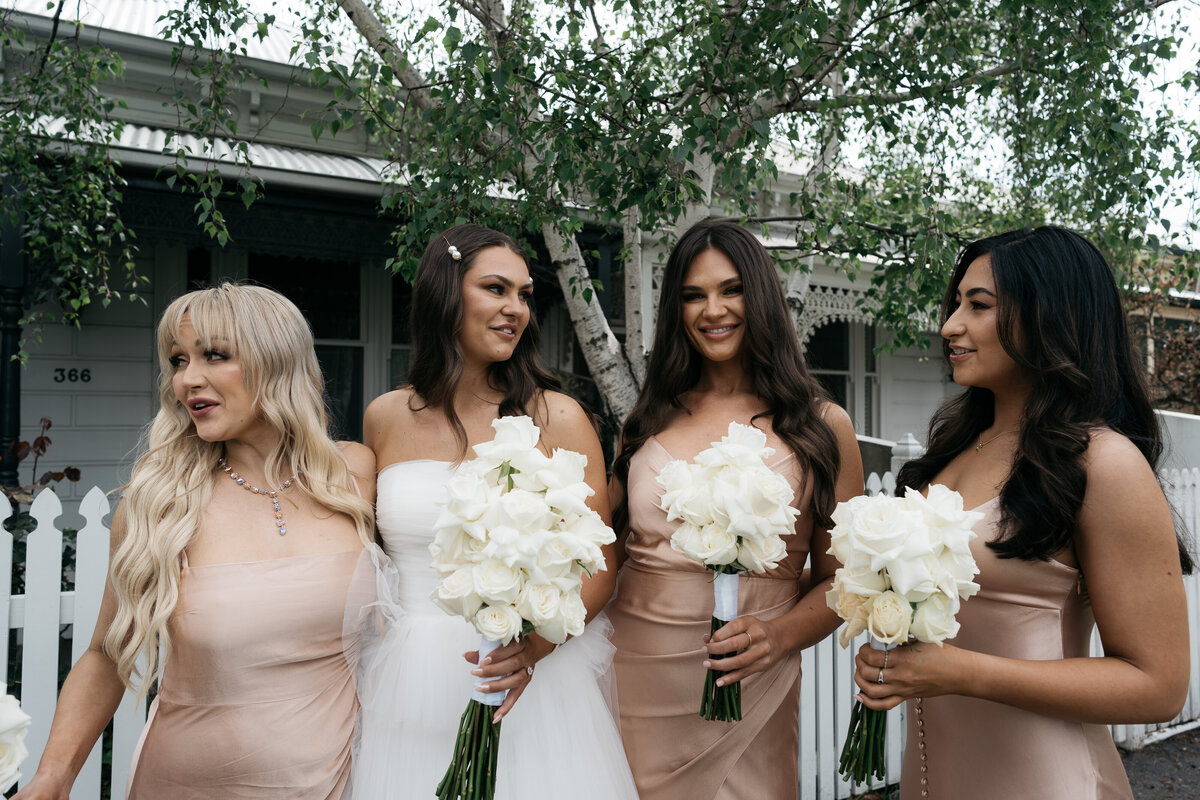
left=406, top=223, right=561, bottom=458
left=612, top=219, right=840, bottom=534
left=898, top=226, right=1193, bottom=572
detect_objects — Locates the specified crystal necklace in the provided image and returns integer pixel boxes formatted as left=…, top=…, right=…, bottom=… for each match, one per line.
left=218, top=457, right=298, bottom=535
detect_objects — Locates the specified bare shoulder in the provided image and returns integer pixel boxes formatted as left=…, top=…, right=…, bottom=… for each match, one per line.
left=364, top=388, right=416, bottom=424
left=1083, top=429, right=1157, bottom=491
left=536, top=391, right=599, bottom=452
left=336, top=441, right=376, bottom=476
left=819, top=401, right=856, bottom=439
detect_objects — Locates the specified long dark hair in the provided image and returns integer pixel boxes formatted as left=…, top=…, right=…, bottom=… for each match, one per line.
left=406, top=223, right=561, bottom=457
left=898, top=226, right=1193, bottom=572
left=612, top=219, right=840, bottom=534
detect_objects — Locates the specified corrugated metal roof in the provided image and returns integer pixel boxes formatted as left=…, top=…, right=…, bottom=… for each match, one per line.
left=9, top=0, right=300, bottom=65
left=37, top=117, right=395, bottom=193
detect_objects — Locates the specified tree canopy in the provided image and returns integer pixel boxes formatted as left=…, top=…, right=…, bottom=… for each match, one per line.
left=5, top=0, right=1198, bottom=420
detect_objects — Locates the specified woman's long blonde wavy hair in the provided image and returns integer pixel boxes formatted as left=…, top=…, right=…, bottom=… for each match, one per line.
left=104, top=283, right=374, bottom=697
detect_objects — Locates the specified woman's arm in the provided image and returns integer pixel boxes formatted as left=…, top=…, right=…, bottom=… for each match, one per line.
left=854, top=430, right=1190, bottom=724
left=706, top=403, right=865, bottom=684
left=15, top=507, right=132, bottom=799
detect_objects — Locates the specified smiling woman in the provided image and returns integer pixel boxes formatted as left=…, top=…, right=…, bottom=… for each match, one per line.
left=853, top=226, right=1195, bottom=799
left=607, top=219, right=864, bottom=799
left=352, top=224, right=638, bottom=798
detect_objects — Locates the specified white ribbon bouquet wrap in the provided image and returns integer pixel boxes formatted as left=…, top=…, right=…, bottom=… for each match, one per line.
left=658, top=422, right=800, bottom=722
left=428, top=416, right=615, bottom=800
left=825, top=485, right=983, bottom=784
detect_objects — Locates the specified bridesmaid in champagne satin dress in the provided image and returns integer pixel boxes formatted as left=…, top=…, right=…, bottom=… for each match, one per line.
left=15, top=285, right=378, bottom=800
left=608, top=220, right=864, bottom=799
left=853, top=228, right=1193, bottom=799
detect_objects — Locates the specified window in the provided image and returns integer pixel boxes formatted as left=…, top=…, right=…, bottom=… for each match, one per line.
left=805, top=321, right=879, bottom=437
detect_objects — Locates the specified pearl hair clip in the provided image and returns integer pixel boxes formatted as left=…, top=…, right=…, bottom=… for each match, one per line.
left=442, top=235, right=462, bottom=261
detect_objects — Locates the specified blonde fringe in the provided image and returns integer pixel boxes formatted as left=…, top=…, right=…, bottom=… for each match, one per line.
left=103, top=284, right=374, bottom=699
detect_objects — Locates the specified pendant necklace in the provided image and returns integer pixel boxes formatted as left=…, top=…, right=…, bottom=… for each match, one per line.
left=218, top=457, right=299, bottom=535
left=975, top=430, right=1010, bottom=454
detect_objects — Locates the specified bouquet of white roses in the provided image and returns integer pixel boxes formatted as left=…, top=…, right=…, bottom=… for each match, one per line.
left=826, top=484, right=983, bottom=785
left=658, top=422, right=799, bottom=721
left=0, top=685, right=30, bottom=792
left=429, top=415, right=615, bottom=800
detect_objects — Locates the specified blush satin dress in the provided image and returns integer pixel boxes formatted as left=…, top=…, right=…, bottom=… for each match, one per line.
left=901, top=497, right=1134, bottom=799
left=607, top=436, right=813, bottom=800
left=127, top=548, right=377, bottom=799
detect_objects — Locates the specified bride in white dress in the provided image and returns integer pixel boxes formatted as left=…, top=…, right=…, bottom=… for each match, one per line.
left=351, top=224, right=638, bottom=798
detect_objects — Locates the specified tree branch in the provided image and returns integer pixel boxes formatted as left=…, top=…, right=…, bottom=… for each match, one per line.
left=335, top=0, right=435, bottom=110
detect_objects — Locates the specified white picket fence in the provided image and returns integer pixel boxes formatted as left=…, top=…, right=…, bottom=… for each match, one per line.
left=4, top=468, right=1200, bottom=799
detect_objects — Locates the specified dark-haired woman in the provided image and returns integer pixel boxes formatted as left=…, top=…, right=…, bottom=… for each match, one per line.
left=351, top=225, right=638, bottom=798
left=853, top=226, right=1193, bottom=799
left=607, top=219, right=863, bottom=798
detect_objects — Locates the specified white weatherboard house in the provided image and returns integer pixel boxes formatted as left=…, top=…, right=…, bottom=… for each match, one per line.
left=4, top=0, right=961, bottom=529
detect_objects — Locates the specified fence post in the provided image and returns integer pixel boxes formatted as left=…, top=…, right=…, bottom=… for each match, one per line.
left=71, top=487, right=111, bottom=796
left=18, top=489, right=63, bottom=790
left=891, top=433, right=923, bottom=476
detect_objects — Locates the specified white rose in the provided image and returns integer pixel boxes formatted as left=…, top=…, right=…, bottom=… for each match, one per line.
left=736, top=533, right=788, bottom=574
left=472, top=559, right=524, bottom=605
left=827, top=495, right=879, bottom=570
left=440, top=470, right=493, bottom=522
left=493, top=489, right=557, bottom=533
left=885, top=554, right=939, bottom=603
left=538, top=448, right=588, bottom=489
left=841, top=499, right=933, bottom=573
left=431, top=567, right=485, bottom=619
left=657, top=459, right=694, bottom=495
left=474, top=604, right=524, bottom=645
left=429, top=528, right=486, bottom=574
left=507, top=447, right=554, bottom=491
left=535, top=536, right=576, bottom=580
left=562, top=510, right=616, bottom=547
left=867, top=590, right=912, bottom=645
left=696, top=524, right=740, bottom=566
left=471, top=415, right=542, bottom=465
left=0, top=691, right=28, bottom=793
left=831, top=565, right=888, bottom=597
left=516, top=582, right=564, bottom=626
left=695, top=423, right=774, bottom=470
left=560, top=591, right=587, bottom=638
left=483, top=526, right=554, bottom=572
left=910, top=592, right=961, bottom=645
left=827, top=589, right=873, bottom=648
left=743, top=469, right=797, bottom=519
left=662, top=478, right=714, bottom=527
left=544, top=485, right=594, bottom=517
left=669, top=522, right=707, bottom=562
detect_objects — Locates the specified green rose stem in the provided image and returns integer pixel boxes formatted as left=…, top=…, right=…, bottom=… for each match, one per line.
left=701, top=568, right=743, bottom=722
left=838, top=698, right=887, bottom=784
left=436, top=698, right=503, bottom=799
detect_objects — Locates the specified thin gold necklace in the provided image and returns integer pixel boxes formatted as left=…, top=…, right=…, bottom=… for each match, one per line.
left=975, top=430, right=1010, bottom=453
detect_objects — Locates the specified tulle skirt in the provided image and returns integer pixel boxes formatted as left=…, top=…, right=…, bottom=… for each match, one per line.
left=350, top=586, right=638, bottom=798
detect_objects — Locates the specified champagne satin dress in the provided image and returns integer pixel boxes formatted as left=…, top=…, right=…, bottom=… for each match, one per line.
left=127, top=548, right=377, bottom=800
left=903, top=497, right=1133, bottom=799
left=608, top=436, right=812, bottom=800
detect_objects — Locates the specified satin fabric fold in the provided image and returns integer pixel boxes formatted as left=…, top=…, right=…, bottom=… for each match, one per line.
left=128, top=548, right=375, bottom=800
left=902, top=497, right=1133, bottom=799
left=609, top=435, right=812, bottom=800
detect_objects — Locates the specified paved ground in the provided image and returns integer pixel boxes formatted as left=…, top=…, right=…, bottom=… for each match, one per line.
left=1122, top=727, right=1200, bottom=799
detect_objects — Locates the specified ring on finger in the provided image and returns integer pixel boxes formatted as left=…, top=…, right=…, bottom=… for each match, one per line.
left=883, top=649, right=890, bottom=669
left=525, top=665, right=534, bottom=677
left=876, top=667, right=885, bottom=685
left=745, top=631, right=753, bottom=648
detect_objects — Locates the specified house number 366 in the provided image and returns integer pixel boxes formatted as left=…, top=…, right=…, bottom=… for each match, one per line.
left=53, top=368, right=92, bottom=383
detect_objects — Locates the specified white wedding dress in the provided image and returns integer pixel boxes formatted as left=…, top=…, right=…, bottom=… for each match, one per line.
left=350, top=460, right=638, bottom=799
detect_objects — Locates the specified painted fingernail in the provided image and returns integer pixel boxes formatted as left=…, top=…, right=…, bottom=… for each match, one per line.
left=470, top=669, right=482, bottom=676
left=493, top=712, right=503, bottom=723
left=478, top=684, right=489, bottom=692
left=702, top=660, right=711, bottom=668
left=716, top=680, right=725, bottom=687
left=482, top=657, right=492, bottom=665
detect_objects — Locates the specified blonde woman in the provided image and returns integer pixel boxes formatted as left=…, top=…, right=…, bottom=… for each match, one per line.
left=16, top=284, right=377, bottom=800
